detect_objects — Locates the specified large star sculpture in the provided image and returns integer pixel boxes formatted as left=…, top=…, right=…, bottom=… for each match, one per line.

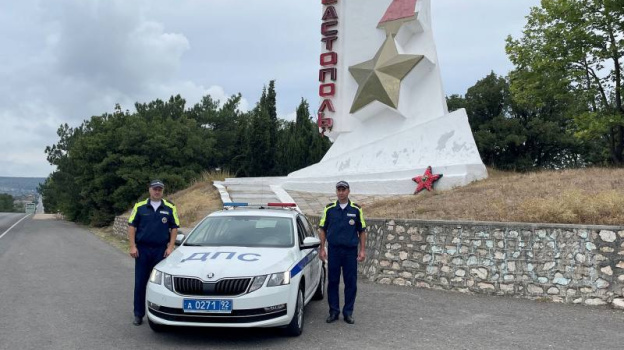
left=412, top=166, right=443, bottom=194
left=349, top=0, right=423, bottom=114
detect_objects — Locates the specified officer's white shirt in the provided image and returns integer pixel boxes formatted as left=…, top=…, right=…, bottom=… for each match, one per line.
left=151, top=201, right=162, bottom=212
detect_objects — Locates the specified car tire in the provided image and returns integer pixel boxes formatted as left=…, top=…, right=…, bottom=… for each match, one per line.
left=312, top=266, right=325, bottom=301
left=284, top=286, right=304, bottom=337
left=148, top=318, right=169, bottom=333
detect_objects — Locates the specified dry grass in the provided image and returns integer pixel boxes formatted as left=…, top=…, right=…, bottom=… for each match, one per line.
left=89, top=226, right=130, bottom=252
left=365, top=167, right=624, bottom=225
left=166, top=170, right=230, bottom=227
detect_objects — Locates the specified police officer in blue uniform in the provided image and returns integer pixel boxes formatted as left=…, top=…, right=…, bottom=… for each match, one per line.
left=128, top=180, right=180, bottom=325
left=319, top=180, right=367, bottom=325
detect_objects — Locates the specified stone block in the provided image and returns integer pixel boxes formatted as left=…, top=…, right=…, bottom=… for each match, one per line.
left=547, top=287, right=560, bottom=295
left=470, top=268, right=488, bottom=279
left=399, top=272, right=413, bottom=279
left=393, top=278, right=406, bottom=286
left=416, top=282, right=430, bottom=288
left=595, top=278, right=610, bottom=289
left=599, top=230, right=616, bottom=243
left=500, top=284, right=514, bottom=293
left=528, top=285, right=544, bottom=294
left=600, top=266, right=613, bottom=276
left=611, top=298, right=624, bottom=310
left=478, top=283, right=496, bottom=291
left=584, top=298, right=607, bottom=306
left=401, top=260, right=419, bottom=269
left=410, top=234, right=423, bottom=242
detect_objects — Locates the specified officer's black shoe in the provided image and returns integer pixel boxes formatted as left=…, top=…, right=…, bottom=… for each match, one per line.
left=344, top=315, right=355, bottom=324
left=326, top=313, right=339, bottom=323
left=133, top=316, right=143, bottom=326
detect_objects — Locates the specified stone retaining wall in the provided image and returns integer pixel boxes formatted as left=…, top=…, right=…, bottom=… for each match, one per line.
left=308, top=216, right=624, bottom=308
left=114, top=212, right=624, bottom=307
left=113, top=216, right=129, bottom=239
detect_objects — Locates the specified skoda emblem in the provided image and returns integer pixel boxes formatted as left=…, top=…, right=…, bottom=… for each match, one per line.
left=207, top=273, right=215, bottom=279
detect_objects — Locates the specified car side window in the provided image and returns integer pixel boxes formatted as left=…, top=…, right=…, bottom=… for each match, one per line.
left=300, top=215, right=317, bottom=238
left=295, top=218, right=307, bottom=246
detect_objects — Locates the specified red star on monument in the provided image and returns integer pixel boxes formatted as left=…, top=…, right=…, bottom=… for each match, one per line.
left=412, top=166, right=443, bottom=194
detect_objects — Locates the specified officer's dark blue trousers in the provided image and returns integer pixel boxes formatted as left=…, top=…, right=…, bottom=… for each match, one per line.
left=327, top=245, right=358, bottom=316
left=134, top=245, right=166, bottom=318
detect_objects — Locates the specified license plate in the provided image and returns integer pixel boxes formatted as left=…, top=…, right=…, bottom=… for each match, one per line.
left=183, top=299, right=233, bottom=313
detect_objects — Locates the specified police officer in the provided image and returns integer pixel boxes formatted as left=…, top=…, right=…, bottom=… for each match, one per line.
left=319, top=180, right=367, bottom=325
left=128, top=179, right=180, bottom=326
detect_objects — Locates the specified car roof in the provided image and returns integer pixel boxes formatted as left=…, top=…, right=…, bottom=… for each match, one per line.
left=208, top=208, right=300, bottom=219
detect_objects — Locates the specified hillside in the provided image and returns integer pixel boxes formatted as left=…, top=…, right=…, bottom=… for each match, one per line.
left=0, top=177, right=45, bottom=197
left=365, top=168, right=624, bottom=225
left=165, top=168, right=624, bottom=227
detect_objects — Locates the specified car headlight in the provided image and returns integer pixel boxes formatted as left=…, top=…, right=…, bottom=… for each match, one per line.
left=164, top=273, right=173, bottom=292
left=248, top=275, right=267, bottom=293
left=149, top=269, right=162, bottom=284
left=267, top=272, right=290, bottom=287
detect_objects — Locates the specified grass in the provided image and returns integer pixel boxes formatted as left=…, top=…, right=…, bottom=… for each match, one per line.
left=166, top=170, right=231, bottom=227
left=89, top=225, right=130, bottom=253
left=364, top=167, right=624, bottom=225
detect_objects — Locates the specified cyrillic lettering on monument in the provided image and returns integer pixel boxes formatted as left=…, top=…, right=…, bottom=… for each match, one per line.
left=318, top=0, right=339, bottom=134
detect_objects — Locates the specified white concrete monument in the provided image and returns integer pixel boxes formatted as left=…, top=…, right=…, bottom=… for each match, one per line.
left=283, top=0, right=488, bottom=194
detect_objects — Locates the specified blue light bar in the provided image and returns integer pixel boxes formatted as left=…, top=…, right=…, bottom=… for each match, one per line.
left=223, top=202, right=249, bottom=207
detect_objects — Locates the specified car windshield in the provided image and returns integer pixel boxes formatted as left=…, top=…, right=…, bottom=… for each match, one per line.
left=184, top=215, right=294, bottom=248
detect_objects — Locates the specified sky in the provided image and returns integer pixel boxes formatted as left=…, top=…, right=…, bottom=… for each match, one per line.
left=0, top=0, right=541, bottom=178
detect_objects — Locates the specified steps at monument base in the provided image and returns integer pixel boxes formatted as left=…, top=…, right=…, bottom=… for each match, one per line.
left=215, top=177, right=294, bottom=205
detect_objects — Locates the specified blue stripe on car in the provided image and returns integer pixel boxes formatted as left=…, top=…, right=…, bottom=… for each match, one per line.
left=290, top=250, right=317, bottom=278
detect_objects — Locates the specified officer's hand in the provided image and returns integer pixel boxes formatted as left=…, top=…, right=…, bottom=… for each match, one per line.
left=164, top=246, right=174, bottom=258
left=357, top=250, right=366, bottom=262
left=129, top=246, right=139, bottom=259
left=319, top=248, right=327, bottom=262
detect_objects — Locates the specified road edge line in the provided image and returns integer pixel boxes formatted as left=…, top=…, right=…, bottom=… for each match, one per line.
left=0, top=214, right=31, bottom=240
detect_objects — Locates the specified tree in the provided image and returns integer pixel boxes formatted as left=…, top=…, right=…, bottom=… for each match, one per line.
left=449, top=71, right=581, bottom=170
left=0, top=194, right=16, bottom=212
left=506, top=0, right=624, bottom=165
left=43, top=96, right=217, bottom=226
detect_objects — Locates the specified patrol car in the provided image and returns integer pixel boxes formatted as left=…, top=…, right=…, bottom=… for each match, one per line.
left=145, top=203, right=325, bottom=336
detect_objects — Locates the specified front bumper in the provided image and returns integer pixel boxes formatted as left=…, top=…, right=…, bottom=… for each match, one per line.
left=146, top=280, right=296, bottom=328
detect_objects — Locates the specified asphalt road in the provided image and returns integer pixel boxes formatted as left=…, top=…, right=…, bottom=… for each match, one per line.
left=1, top=217, right=624, bottom=350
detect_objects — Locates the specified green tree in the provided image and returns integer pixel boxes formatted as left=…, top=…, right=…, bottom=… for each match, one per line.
left=0, top=194, right=16, bottom=212
left=506, top=0, right=624, bottom=165
left=449, top=72, right=581, bottom=170
left=43, top=96, right=217, bottom=226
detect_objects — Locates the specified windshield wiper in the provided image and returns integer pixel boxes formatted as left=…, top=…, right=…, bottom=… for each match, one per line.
left=182, top=243, right=206, bottom=246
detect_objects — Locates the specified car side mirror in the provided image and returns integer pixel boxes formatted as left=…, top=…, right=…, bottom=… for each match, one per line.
left=301, top=237, right=321, bottom=249
left=175, top=233, right=185, bottom=246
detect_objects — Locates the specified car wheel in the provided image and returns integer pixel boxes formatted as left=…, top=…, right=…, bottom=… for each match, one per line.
left=148, top=318, right=169, bottom=333
left=312, top=266, right=325, bottom=300
left=284, top=286, right=304, bottom=337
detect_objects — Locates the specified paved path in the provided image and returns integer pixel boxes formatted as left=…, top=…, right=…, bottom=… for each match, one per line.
left=1, top=218, right=624, bottom=350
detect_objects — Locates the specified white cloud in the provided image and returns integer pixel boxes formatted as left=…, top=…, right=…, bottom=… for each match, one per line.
left=0, top=0, right=541, bottom=177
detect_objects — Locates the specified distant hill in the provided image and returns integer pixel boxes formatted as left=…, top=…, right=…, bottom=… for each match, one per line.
left=0, top=177, right=46, bottom=198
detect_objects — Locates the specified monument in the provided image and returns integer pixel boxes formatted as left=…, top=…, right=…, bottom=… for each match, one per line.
left=283, top=0, right=488, bottom=195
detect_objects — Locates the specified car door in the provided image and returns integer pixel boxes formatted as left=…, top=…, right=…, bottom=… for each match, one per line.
left=297, top=215, right=319, bottom=299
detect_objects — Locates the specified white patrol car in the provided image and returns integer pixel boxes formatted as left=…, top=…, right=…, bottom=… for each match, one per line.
left=145, top=203, right=325, bottom=336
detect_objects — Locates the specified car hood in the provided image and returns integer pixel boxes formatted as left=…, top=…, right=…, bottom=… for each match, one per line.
left=155, top=246, right=299, bottom=280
